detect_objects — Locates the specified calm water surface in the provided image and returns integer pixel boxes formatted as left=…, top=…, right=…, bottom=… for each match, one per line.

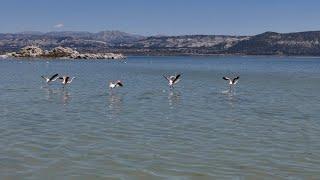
left=0, top=56, right=320, bottom=179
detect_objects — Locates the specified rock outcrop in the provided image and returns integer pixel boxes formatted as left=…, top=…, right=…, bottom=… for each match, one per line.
left=70, top=52, right=125, bottom=59
left=5, top=46, right=126, bottom=59
left=0, top=54, right=8, bottom=59
left=48, top=46, right=78, bottom=57
left=19, top=46, right=43, bottom=57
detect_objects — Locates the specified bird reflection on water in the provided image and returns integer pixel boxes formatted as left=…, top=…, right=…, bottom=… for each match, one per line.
left=62, top=89, right=71, bottom=105
left=41, top=86, right=71, bottom=105
left=41, top=86, right=61, bottom=100
left=168, top=90, right=181, bottom=108
left=222, top=89, right=238, bottom=109
left=41, top=86, right=54, bottom=100
left=107, top=92, right=123, bottom=118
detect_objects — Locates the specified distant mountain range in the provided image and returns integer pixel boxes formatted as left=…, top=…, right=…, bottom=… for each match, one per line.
left=1, top=30, right=320, bottom=56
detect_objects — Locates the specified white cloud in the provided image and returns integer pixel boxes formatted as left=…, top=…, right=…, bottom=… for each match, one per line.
left=54, top=23, right=64, bottom=28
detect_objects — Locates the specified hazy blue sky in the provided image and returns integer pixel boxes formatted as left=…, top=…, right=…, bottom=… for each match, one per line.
left=1, top=0, right=319, bottom=35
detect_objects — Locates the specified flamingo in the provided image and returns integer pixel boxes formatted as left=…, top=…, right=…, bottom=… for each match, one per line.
left=163, top=74, right=181, bottom=89
left=223, top=76, right=239, bottom=92
left=109, top=80, right=123, bottom=89
left=59, top=75, right=75, bottom=88
left=41, top=73, right=59, bottom=84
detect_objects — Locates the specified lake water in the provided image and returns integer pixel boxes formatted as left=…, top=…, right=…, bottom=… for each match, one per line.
left=0, top=56, right=320, bottom=179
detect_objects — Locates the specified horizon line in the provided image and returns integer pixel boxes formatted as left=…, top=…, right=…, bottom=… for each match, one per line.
left=1, top=29, right=320, bottom=37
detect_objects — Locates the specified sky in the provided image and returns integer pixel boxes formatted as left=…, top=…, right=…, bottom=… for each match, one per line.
left=0, top=0, right=320, bottom=36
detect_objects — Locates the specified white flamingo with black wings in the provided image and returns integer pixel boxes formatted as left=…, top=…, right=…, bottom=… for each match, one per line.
left=109, top=80, right=123, bottom=89
left=59, top=76, right=75, bottom=87
left=223, top=76, right=239, bottom=91
left=163, top=74, right=181, bottom=89
left=41, top=73, right=59, bottom=84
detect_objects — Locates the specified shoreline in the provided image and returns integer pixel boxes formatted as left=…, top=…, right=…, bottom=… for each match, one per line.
left=2, top=53, right=320, bottom=60
left=109, top=53, right=320, bottom=59
left=1, top=46, right=126, bottom=60
left=2, top=46, right=320, bottom=59
left=1, top=45, right=320, bottom=60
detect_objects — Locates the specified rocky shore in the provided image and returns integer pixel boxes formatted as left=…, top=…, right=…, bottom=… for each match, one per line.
left=3, top=46, right=126, bottom=60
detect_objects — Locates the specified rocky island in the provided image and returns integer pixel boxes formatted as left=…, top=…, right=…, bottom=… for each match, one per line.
left=2, top=46, right=126, bottom=60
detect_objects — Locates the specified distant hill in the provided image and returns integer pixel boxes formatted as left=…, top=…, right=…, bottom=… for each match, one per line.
left=0, top=30, right=144, bottom=53
left=1, top=30, right=320, bottom=56
left=118, top=35, right=249, bottom=55
left=227, top=31, right=320, bottom=56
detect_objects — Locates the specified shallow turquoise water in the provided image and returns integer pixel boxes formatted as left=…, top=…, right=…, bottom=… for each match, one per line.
left=0, top=56, right=320, bottom=179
